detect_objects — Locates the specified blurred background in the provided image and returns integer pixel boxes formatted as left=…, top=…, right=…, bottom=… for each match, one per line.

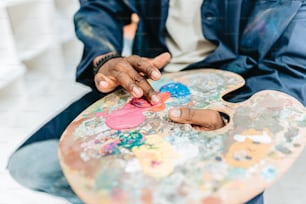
left=0, top=0, right=305, bottom=203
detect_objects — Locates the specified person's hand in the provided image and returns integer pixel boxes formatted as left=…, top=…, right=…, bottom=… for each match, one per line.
left=94, top=52, right=171, bottom=104
left=168, top=107, right=226, bottom=131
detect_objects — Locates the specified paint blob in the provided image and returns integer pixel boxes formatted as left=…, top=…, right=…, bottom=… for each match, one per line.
left=99, top=92, right=171, bottom=130
left=159, top=82, right=191, bottom=98
left=105, top=103, right=146, bottom=130
left=159, top=82, right=191, bottom=105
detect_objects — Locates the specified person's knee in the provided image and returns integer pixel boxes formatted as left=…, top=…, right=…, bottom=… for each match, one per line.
left=245, top=192, right=264, bottom=204
left=7, top=139, right=61, bottom=191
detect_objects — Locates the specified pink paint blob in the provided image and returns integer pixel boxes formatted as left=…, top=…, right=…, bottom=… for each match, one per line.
left=97, top=92, right=171, bottom=130
left=105, top=103, right=147, bottom=130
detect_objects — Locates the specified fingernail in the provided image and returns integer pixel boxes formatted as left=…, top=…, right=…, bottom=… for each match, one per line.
left=133, top=86, right=142, bottom=96
left=151, top=94, right=160, bottom=104
left=169, top=108, right=181, bottom=118
left=99, top=81, right=108, bottom=88
left=151, top=70, right=161, bottom=79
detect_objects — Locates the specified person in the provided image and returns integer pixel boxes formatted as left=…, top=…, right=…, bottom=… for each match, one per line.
left=7, top=0, right=306, bottom=204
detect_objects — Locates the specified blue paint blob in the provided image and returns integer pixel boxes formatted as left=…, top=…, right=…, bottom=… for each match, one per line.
left=159, top=82, right=191, bottom=98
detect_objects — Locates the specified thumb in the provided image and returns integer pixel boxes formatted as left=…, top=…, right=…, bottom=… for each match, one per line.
left=94, top=73, right=118, bottom=93
left=168, top=107, right=225, bottom=131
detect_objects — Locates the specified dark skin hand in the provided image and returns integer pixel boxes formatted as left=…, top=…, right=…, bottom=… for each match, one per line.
left=94, top=52, right=170, bottom=104
left=168, top=107, right=225, bottom=131
left=94, top=52, right=225, bottom=131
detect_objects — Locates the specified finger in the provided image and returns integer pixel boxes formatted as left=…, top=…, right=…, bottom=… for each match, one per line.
left=95, top=57, right=144, bottom=97
left=96, top=57, right=160, bottom=104
left=109, top=57, right=161, bottom=104
left=111, top=70, right=144, bottom=98
left=95, top=67, right=143, bottom=98
left=128, top=70, right=161, bottom=104
left=94, top=73, right=118, bottom=93
left=151, top=52, right=171, bottom=68
left=168, top=108, right=225, bottom=131
left=126, top=55, right=161, bottom=80
left=108, top=67, right=158, bottom=103
left=126, top=52, right=171, bottom=81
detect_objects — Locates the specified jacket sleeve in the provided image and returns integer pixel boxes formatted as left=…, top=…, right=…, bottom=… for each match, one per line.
left=223, top=2, right=306, bottom=106
left=74, top=0, right=135, bottom=89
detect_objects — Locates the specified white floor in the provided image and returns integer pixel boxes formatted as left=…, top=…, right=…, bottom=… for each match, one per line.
left=0, top=52, right=90, bottom=204
left=0, top=55, right=306, bottom=204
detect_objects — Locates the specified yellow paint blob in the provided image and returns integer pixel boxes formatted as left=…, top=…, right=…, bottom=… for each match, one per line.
left=224, top=129, right=272, bottom=168
left=132, top=135, right=179, bottom=178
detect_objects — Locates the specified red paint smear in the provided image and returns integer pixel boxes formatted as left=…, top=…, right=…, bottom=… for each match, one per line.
left=96, top=92, right=170, bottom=130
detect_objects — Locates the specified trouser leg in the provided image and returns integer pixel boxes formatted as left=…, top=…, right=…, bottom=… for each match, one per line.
left=7, top=140, right=83, bottom=204
left=18, top=90, right=104, bottom=149
left=245, top=193, right=264, bottom=204
left=7, top=90, right=103, bottom=204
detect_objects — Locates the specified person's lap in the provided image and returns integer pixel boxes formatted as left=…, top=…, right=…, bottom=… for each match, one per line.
left=7, top=90, right=264, bottom=204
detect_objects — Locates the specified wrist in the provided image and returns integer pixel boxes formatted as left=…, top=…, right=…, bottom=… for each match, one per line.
left=93, top=52, right=113, bottom=66
left=93, top=52, right=121, bottom=75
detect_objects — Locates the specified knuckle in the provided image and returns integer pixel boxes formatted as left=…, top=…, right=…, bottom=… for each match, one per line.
left=184, top=108, right=195, bottom=122
left=137, top=58, right=153, bottom=73
left=136, top=57, right=145, bottom=68
left=114, top=71, right=125, bottom=81
left=133, top=74, right=146, bottom=84
left=145, top=65, right=154, bottom=75
left=114, top=60, right=127, bottom=69
left=126, top=55, right=141, bottom=66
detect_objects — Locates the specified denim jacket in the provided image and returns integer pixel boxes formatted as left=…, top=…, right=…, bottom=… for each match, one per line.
left=74, top=0, right=306, bottom=105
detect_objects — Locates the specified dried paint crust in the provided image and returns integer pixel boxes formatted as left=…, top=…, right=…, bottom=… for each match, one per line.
left=59, top=69, right=306, bottom=204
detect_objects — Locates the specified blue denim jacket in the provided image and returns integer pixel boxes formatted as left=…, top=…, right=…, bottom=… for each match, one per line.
left=74, top=0, right=306, bottom=105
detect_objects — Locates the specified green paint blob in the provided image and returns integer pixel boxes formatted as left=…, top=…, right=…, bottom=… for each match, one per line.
left=118, top=130, right=145, bottom=150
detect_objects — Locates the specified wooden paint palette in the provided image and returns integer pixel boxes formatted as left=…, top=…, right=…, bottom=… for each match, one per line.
left=59, top=69, right=306, bottom=204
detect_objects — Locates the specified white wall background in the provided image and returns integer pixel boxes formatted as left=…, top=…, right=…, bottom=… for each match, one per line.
left=0, top=0, right=83, bottom=87
left=0, top=0, right=90, bottom=203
